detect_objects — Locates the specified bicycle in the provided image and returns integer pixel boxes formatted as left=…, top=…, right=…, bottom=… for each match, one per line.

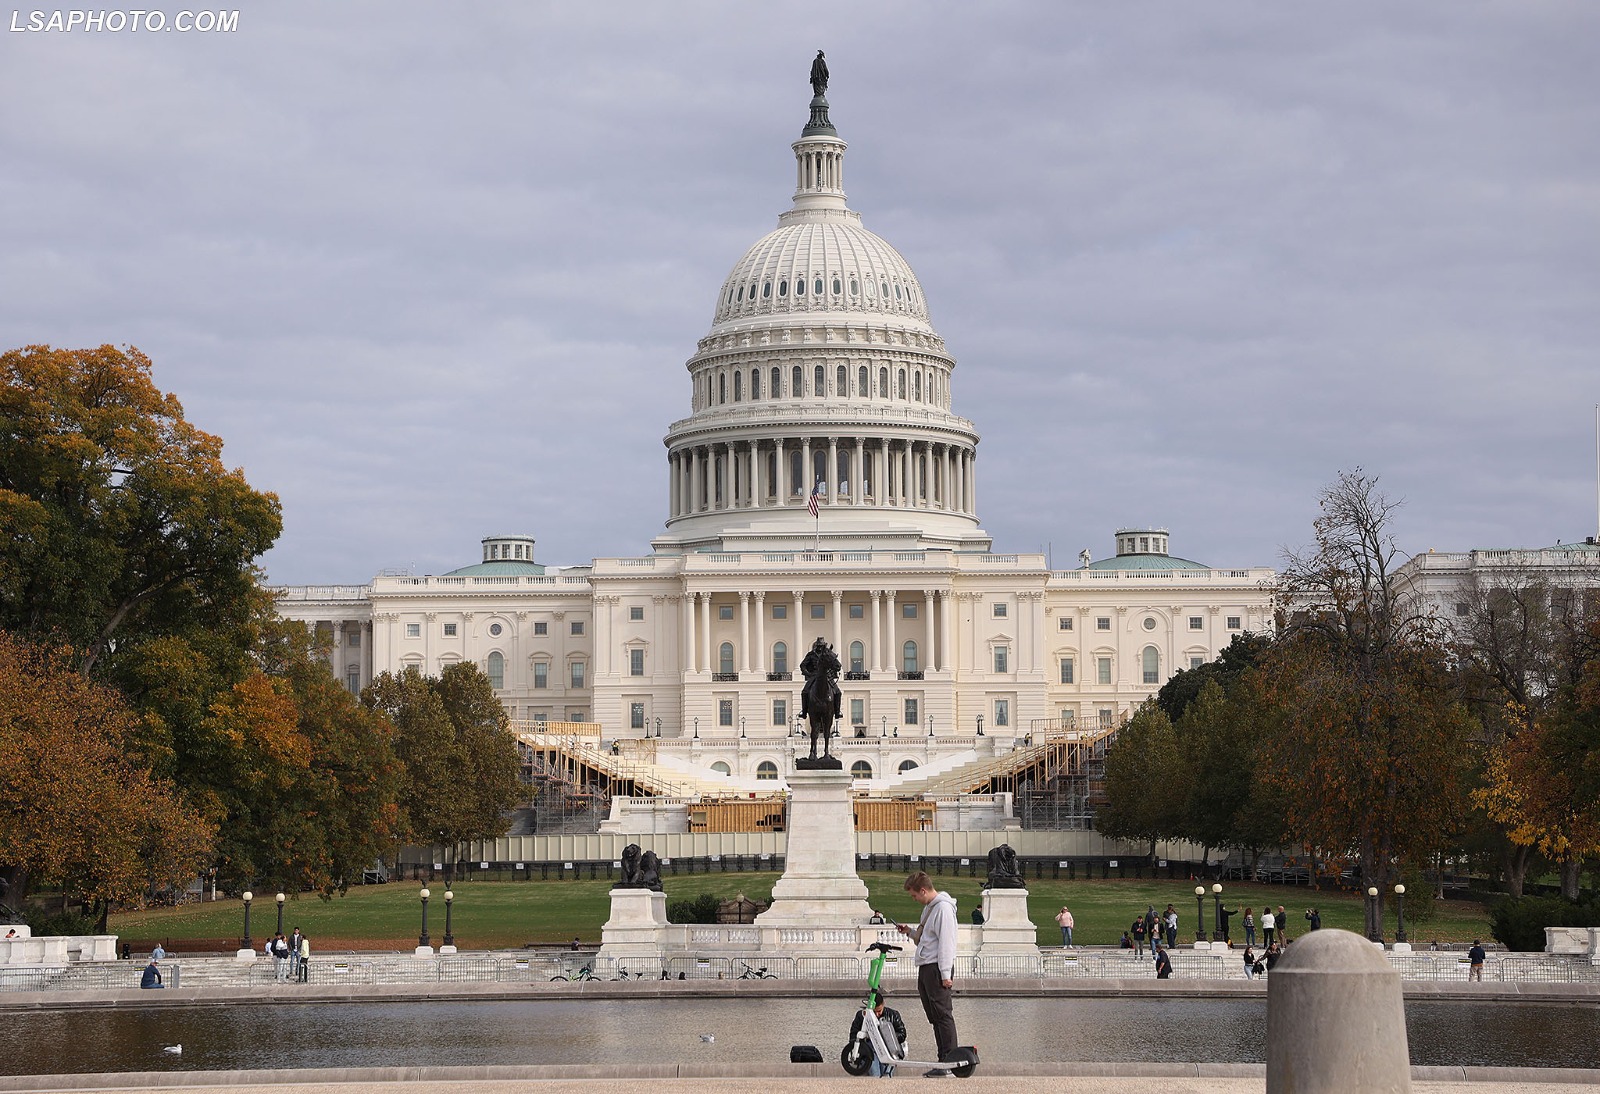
left=792, top=940, right=978, bottom=1078
left=737, top=962, right=777, bottom=979
left=549, top=964, right=598, bottom=982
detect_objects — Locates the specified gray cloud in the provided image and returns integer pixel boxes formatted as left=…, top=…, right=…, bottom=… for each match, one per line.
left=3, top=0, right=1596, bottom=582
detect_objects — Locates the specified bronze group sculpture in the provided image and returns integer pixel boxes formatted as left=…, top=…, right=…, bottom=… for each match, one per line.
left=984, top=844, right=1026, bottom=889
left=796, top=636, right=843, bottom=769
left=618, top=843, right=665, bottom=892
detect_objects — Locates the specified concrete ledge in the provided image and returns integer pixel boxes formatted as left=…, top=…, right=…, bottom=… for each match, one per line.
left=2, top=1063, right=1600, bottom=1090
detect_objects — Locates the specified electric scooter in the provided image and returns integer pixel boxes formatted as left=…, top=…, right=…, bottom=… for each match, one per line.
left=791, top=940, right=980, bottom=1078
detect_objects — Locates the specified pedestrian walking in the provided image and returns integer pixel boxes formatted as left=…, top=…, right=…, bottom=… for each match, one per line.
left=271, top=933, right=290, bottom=982
left=1154, top=943, right=1172, bottom=979
left=297, top=934, right=311, bottom=983
left=1164, top=905, right=1177, bottom=948
left=1468, top=940, right=1486, bottom=982
left=1276, top=906, right=1289, bottom=942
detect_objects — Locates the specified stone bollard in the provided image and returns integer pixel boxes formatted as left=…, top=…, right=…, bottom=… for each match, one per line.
left=1266, top=928, right=1410, bottom=1094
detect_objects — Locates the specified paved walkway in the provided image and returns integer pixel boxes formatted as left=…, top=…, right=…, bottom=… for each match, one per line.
left=3, top=1070, right=1600, bottom=1093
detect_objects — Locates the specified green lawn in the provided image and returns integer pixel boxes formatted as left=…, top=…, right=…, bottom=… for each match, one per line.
left=111, top=873, right=1493, bottom=951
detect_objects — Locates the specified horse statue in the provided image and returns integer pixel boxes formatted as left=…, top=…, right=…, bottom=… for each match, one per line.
left=797, top=636, right=842, bottom=768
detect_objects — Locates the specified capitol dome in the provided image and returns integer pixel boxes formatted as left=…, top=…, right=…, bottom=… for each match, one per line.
left=655, top=80, right=990, bottom=555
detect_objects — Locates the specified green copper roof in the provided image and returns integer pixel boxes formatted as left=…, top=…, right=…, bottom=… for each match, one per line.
left=444, top=560, right=546, bottom=577
left=1085, top=553, right=1210, bottom=572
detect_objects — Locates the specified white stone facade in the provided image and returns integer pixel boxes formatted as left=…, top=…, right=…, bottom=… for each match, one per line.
left=273, top=86, right=1276, bottom=777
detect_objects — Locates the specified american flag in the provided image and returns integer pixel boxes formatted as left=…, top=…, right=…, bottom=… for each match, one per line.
left=807, top=480, right=821, bottom=517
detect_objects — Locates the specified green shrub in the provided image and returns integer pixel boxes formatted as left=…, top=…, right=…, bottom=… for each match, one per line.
left=1489, top=896, right=1600, bottom=952
left=26, top=910, right=99, bottom=937
left=666, top=892, right=722, bottom=924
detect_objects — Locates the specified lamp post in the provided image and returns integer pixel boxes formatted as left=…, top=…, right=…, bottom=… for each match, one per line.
left=241, top=890, right=254, bottom=952
left=1194, top=885, right=1208, bottom=942
left=442, top=889, right=455, bottom=950
left=418, top=887, right=432, bottom=951
left=880, top=715, right=887, bottom=738
left=693, top=717, right=699, bottom=740
left=655, top=717, right=661, bottom=738
left=1366, top=886, right=1381, bottom=942
left=1211, top=883, right=1224, bottom=940
left=1394, top=884, right=1407, bottom=943
left=275, top=891, right=286, bottom=937
left=927, top=714, right=934, bottom=737
left=976, top=714, right=984, bottom=737
left=740, top=716, right=746, bottom=739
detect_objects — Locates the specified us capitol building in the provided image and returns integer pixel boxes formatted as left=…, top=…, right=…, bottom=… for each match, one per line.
left=275, top=75, right=1276, bottom=802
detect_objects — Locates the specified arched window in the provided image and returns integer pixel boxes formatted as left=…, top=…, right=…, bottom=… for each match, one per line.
left=813, top=448, right=828, bottom=488
left=897, top=369, right=907, bottom=399
left=1142, top=646, right=1161, bottom=685
left=898, top=759, right=919, bottom=773
left=851, top=760, right=874, bottom=779
left=756, top=761, right=779, bottom=780
left=772, top=641, right=788, bottom=674
left=719, top=373, right=727, bottom=404
left=750, top=369, right=760, bottom=399
left=850, top=278, right=859, bottom=296
left=772, top=366, right=782, bottom=397
left=902, top=641, right=919, bottom=673
left=914, top=373, right=922, bottom=402
left=778, top=278, right=788, bottom=297
left=733, top=371, right=742, bottom=401
left=849, top=640, right=864, bottom=673
left=486, top=651, right=504, bottom=689
left=762, top=281, right=771, bottom=299
left=829, top=277, right=838, bottom=295
left=792, top=365, right=803, bottom=396
left=794, top=276, right=805, bottom=296
left=720, top=642, right=735, bottom=675
left=837, top=364, right=847, bottom=394
left=879, top=367, right=888, bottom=397
left=790, top=449, right=804, bottom=494
left=858, top=365, right=868, bottom=395
left=710, top=761, right=732, bottom=776
left=837, top=449, right=851, bottom=493
left=814, top=364, right=825, bottom=396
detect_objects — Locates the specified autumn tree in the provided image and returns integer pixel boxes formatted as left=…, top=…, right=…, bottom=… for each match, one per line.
left=0, top=632, right=214, bottom=924
left=1266, top=470, right=1476, bottom=936
left=365, top=663, right=522, bottom=877
left=0, top=345, right=281, bottom=674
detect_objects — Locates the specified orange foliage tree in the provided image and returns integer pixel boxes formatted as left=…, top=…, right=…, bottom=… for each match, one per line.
left=0, top=633, right=214, bottom=925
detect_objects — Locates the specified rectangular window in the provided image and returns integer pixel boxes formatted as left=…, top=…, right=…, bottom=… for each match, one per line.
left=1189, top=616, right=1203, bottom=630
left=1098, top=708, right=1113, bottom=728
left=533, top=621, right=548, bottom=636
left=719, top=699, right=733, bottom=727
left=850, top=697, right=865, bottom=725
left=443, top=623, right=458, bottom=637
left=1190, top=656, right=1205, bottom=670
left=533, top=663, right=548, bottom=689
left=1454, top=602, right=1469, bottom=617
left=629, top=606, right=644, bottom=621
left=1097, top=657, right=1112, bottom=685
left=1060, top=708, right=1076, bottom=728
left=994, top=646, right=1009, bottom=673
left=719, top=605, right=734, bottom=620
left=993, top=603, right=1007, bottom=618
left=773, top=604, right=788, bottom=619
left=995, top=699, right=1010, bottom=727
left=1058, top=617, right=1073, bottom=631
left=1096, top=617, right=1111, bottom=631
left=904, top=698, right=919, bottom=726
left=630, top=702, right=645, bottom=730
left=405, top=623, right=420, bottom=638
left=1059, top=658, right=1075, bottom=684
left=346, top=668, right=359, bottom=694
left=570, top=661, right=586, bottom=689
left=629, top=648, right=644, bottom=676
left=569, top=709, right=586, bottom=723
left=810, top=604, right=826, bottom=619
left=348, top=630, right=360, bottom=647
left=1226, top=616, right=1241, bottom=630
left=571, top=620, right=585, bottom=636
left=772, top=698, right=787, bottom=725
left=902, top=604, right=917, bottom=619
left=849, top=603, right=864, bottom=620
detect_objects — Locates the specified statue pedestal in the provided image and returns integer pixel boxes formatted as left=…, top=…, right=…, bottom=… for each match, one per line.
left=599, top=888, right=668, bottom=960
left=976, top=888, right=1039, bottom=956
left=753, top=768, right=873, bottom=947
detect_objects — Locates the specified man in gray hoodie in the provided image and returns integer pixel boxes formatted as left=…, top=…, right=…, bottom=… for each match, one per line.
left=897, top=871, right=959, bottom=1076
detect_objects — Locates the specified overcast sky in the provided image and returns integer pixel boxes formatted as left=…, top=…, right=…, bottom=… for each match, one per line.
left=4, top=1, right=1597, bottom=584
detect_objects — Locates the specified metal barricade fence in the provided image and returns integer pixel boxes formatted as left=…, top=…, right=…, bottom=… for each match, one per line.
left=305, top=959, right=377, bottom=984
left=795, top=955, right=866, bottom=979
left=973, top=954, right=1043, bottom=978
left=0, top=963, right=173, bottom=991
left=436, top=956, right=502, bottom=983
left=1495, top=956, right=1600, bottom=983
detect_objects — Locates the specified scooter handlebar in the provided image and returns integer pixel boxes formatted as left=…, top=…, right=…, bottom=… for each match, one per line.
left=866, top=941, right=903, bottom=954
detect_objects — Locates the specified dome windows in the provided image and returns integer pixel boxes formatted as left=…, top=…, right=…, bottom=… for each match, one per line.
left=762, top=281, right=771, bottom=299
left=881, top=280, right=889, bottom=298
left=850, top=278, right=859, bottom=295
left=895, top=284, right=902, bottom=300
left=792, top=365, right=803, bottom=397
left=795, top=277, right=805, bottom=296
left=778, top=279, right=788, bottom=297
left=771, top=366, right=782, bottom=397
left=830, top=277, right=839, bottom=295
left=837, top=364, right=847, bottom=394
left=813, top=364, right=825, bottom=396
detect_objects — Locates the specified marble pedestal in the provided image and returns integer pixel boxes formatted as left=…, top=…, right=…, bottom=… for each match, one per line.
left=976, top=888, right=1039, bottom=956
left=599, top=888, right=669, bottom=960
left=753, top=768, right=874, bottom=947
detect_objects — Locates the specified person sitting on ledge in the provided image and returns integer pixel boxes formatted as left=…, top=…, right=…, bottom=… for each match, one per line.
left=141, top=958, right=164, bottom=989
